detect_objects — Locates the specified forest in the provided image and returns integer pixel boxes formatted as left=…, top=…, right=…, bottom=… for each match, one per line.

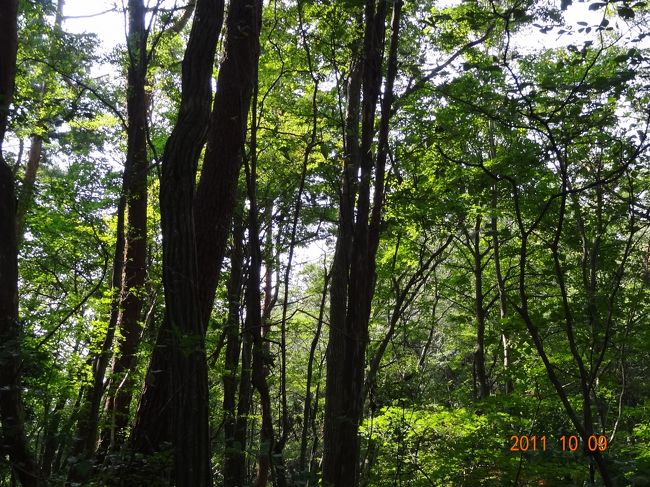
left=0, top=0, right=649, bottom=485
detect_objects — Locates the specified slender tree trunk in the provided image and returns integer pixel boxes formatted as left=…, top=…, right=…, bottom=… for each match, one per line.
left=245, top=77, right=275, bottom=487
left=15, top=0, right=64, bottom=244
left=275, top=6, right=319, bottom=480
left=100, top=0, right=149, bottom=451
left=222, top=211, right=245, bottom=486
left=299, top=263, right=330, bottom=473
left=491, top=185, right=513, bottom=393
left=67, top=197, right=125, bottom=480
left=0, top=2, right=42, bottom=486
left=363, top=236, right=450, bottom=405
left=232, top=309, right=254, bottom=486
left=40, top=396, right=66, bottom=480
left=322, top=2, right=403, bottom=485
left=471, top=216, right=489, bottom=399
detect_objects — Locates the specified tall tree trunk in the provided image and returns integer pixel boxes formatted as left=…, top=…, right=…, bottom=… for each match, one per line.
left=131, top=2, right=224, bottom=486
left=100, top=0, right=150, bottom=451
left=194, top=0, right=264, bottom=327
left=276, top=5, right=319, bottom=481
left=222, top=211, right=245, bottom=486
left=245, top=78, right=275, bottom=487
left=15, top=0, right=64, bottom=244
left=132, top=0, right=262, bottom=457
left=130, top=0, right=225, bottom=461
left=322, top=2, right=403, bottom=485
left=0, top=2, right=43, bottom=486
left=491, top=184, right=513, bottom=393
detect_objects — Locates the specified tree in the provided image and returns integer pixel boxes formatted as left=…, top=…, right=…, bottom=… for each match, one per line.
left=322, top=1, right=403, bottom=485
left=132, top=0, right=263, bottom=466
left=0, top=1, right=42, bottom=485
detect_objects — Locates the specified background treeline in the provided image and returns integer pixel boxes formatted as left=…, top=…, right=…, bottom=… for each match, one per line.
left=0, top=0, right=649, bottom=485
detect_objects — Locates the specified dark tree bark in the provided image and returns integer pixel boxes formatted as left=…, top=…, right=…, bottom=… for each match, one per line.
left=322, top=2, right=402, bottom=486
left=194, top=0, right=264, bottom=328
left=15, top=0, right=64, bottom=244
left=244, top=76, right=275, bottom=487
left=0, top=2, right=43, bottom=486
left=68, top=0, right=148, bottom=475
left=231, top=304, right=254, bottom=486
left=130, top=1, right=225, bottom=485
left=132, top=0, right=262, bottom=458
left=100, top=0, right=150, bottom=451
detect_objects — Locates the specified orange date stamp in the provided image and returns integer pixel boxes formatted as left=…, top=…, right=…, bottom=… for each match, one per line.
left=509, top=434, right=608, bottom=452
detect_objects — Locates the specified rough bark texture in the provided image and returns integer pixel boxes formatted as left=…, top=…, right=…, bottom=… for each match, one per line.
left=194, top=0, right=263, bottom=328
left=130, top=3, right=225, bottom=484
left=67, top=197, right=124, bottom=480
left=0, top=2, right=43, bottom=486
left=322, top=2, right=402, bottom=486
left=101, top=0, right=149, bottom=450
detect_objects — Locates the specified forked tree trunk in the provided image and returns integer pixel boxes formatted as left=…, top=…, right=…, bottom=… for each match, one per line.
left=194, top=0, right=264, bottom=327
left=222, top=211, right=245, bottom=485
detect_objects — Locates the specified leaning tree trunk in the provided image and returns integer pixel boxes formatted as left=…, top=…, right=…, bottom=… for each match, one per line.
left=0, top=1, right=43, bottom=486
